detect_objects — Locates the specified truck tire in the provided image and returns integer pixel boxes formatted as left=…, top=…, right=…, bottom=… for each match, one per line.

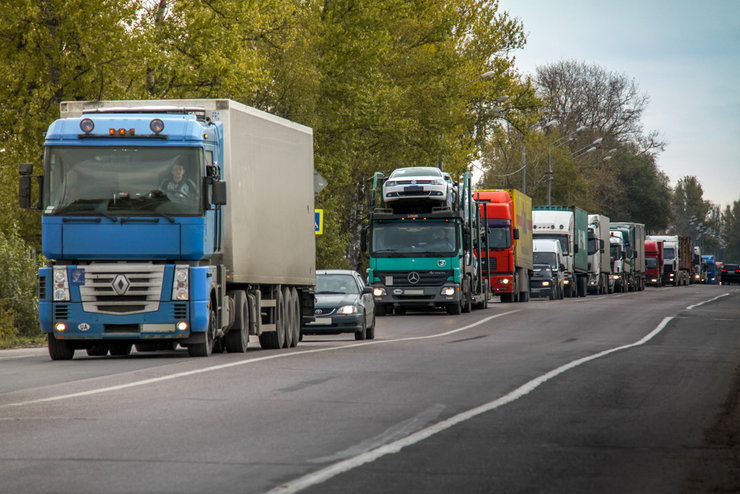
left=188, top=309, right=215, bottom=357
left=48, top=334, right=75, bottom=361
left=291, top=288, right=301, bottom=347
left=500, top=293, right=513, bottom=303
left=225, top=290, right=249, bottom=353
left=281, top=287, right=292, bottom=349
left=446, top=300, right=462, bottom=314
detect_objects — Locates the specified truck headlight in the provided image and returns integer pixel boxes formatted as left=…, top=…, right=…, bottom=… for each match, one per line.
left=441, top=286, right=456, bottom=296
left=53, top=267, right=70, bottom=301
left=337, top=305, right=357, bottom=314
left=542, top=281, right=550, bottom=287
left=373, top=287, right=386, bottom=297
left=172, top=265, right=189, bottom=301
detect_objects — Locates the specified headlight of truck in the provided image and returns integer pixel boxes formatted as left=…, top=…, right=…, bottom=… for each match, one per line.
left=373, top=287, right=386, bottom=297
left=441, top=286, right=456, bottom=296
left=542, top=281, right=550, bottom=287
left=337, top=305, right=357, bottom=314
left=53, top=267, right=70, bottom=301
left=172, top=265, right=189, bottom=301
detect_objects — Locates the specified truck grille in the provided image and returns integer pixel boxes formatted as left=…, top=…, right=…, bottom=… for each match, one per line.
left=80, top=263, right=164, bottom=315
left=375, top=270, right=452, bottom=287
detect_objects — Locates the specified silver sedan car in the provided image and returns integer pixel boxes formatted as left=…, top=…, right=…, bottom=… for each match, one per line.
left=382, top=167, right=451, bottom=205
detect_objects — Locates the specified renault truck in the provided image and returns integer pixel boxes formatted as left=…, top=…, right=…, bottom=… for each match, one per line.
left=20, top=99, right=316, bottom=359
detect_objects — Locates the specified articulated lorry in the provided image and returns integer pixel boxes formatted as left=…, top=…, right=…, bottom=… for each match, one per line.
left=646, top=234, right=691, bottom=286
left=644, top=239, right=664, bottom=286
left=533, top=206, right=589, bottom=297
left=610, top=222, right=646, bottom=291
left=609, top=231, right=629, bottom=292
left=587, top=214, right=612, bottom=294
left=473, top=189, right=533, bottom=303
left=20, top=99, right=315, bottom=359
left=365, top=171, right=488, bottom=315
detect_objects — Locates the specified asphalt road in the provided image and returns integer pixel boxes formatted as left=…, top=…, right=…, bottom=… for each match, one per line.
left=0, top=284, right=738, bottom=494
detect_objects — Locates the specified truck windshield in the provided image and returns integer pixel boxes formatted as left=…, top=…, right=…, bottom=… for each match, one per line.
left=610, top=244, right=622, bottom=261
left=371, top=222, right=458, bottom=257
left=663, top=247, right=675, bottom=260
left=646, top=258, right=658, bottom=269
left=43, top=146, right=203, bottom=216
left=535, top=234, right=568, bottom=255
left=587, top=231, right=598, bottom=255
left=486, top=225, right=511, bottom=249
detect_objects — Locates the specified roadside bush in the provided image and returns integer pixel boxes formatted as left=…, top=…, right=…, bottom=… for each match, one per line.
left=0, top=225, right=42, bottom=342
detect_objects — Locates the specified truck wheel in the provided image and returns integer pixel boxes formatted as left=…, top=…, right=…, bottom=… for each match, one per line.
left=225, top=291, right=249, bottom=353
left=290, top=288, right=301, bottom=348
left=280, top=287, right=291, bottom=349
left=500, top=293, right=513, bottom=303
left=48, top=334, right=75, bottom=361
left=375, top=304, right=387, bottom=316
left=109, top=342, right=132, bottom=356
left=446, top=301, right=461, bottom=314
left=188, top=309, right=215, bottom=357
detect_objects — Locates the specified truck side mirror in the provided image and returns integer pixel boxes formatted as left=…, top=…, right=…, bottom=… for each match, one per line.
left=19, top=163, right=40, bottom=210
left=513, top=228, right=520, bottom=240
left=560, top=263, right=566, bottom=272
left=599, top=239, right=605, bottom=253
left=212, top=180, right=227, bottom=206
left=574, top=244, right=579, bottom=253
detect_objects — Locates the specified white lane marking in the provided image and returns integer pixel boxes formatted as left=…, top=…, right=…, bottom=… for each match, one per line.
left=686, top=292, right=730, bottom=310
left=0, top=311, right=519, bottom=409
left=266, top=316, right=675, bottom=494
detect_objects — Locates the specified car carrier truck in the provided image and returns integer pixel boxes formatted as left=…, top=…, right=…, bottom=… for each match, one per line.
left=19, top=99, right=316, bottom=359
left=473, top=189, right=533, bottom=303
left=364, top=171, right=488, bottom=315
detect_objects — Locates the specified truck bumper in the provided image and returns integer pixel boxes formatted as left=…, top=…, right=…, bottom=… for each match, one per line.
left=371, top=284, right=461, bottom=308
left=41, top=299, right=210, bottom=340
left=488, top=275, right=514, bottom=295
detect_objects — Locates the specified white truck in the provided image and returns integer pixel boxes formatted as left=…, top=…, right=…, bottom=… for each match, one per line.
left=609, top=232, right=628, bottom=292
left=27, top=99, right=316, bottom=359
left=587, top=214, right=612, bottom=294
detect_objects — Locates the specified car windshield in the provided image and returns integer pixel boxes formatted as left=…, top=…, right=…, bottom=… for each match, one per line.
left=389, top=167, right=443, bottom=178
left=43, top=146, right=203, bottom=216
left=315, top=274, right=359, bottom=294
left=371, top=221, right=458, bottom=256
left=533, top=251, right=557, bottom=269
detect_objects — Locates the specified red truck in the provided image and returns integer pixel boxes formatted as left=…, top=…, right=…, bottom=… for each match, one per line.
left=473, top=189, right=533, bottom=303
left=644, top=239, right=664, bottom=286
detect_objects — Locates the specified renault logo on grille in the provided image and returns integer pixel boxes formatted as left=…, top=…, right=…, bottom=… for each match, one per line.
left=407, top=272, right=420, bottom=284
left=112, top=274, right=130, bottom=295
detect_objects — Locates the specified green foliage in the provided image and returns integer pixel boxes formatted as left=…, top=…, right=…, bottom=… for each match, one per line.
left=0, top=225, right=43, bottom=339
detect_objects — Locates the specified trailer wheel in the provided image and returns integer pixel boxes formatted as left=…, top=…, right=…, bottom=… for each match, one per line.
left=280, top=287, right=291, bottom=349
left=291, top=288, right=301, bottom=347
left=225, top=291, right=249, bottom=353
left=188, top=309, right=215, bottom=357
left=286, top=287, right=300, bottom=348
left=48, top=334, right=75, bottom=361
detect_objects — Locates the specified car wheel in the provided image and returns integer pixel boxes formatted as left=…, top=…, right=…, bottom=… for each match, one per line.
left=366, top=315, right=376, bottom=340
left=354, top=318, right=367, bottom=340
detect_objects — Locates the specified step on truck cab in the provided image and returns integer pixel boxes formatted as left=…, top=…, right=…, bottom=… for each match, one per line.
left=20, top=99, right=316, bottom=359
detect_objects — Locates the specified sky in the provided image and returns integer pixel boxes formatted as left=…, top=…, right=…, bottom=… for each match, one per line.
left=496, top=0, right=740, bottom=210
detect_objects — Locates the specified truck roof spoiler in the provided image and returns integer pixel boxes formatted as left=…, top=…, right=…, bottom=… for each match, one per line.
left=81, top=107, right=208, bottom=121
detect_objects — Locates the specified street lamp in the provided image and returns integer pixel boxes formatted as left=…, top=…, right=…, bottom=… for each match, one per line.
left=546, top=125, right=587, bottom=205
left=571, top=137, right=603, bottom=159
left=519, top=119, right=557, bottom=193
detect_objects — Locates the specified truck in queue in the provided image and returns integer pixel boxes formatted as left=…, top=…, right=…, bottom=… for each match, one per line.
left=646, top=234, right=691, bottom=286
left=532, top=206, right=589, bottom=297
left=702, top=254, right=718, bottom=284
left=610, top=222, right=646, bottom=291
left=473, top=189, right=533, bottom=303
left=587, top=214, right=612, bottom=294
left=19, top=99, right=316, bottom=359
left=609, top=231, right=629, bottom=292
left=365, top=171, right=488, bottom=315
left=644, top=239, right=665, bottom=286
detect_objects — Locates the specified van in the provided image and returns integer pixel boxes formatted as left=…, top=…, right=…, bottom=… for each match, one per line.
left=532, top=238, right=566, bottom=298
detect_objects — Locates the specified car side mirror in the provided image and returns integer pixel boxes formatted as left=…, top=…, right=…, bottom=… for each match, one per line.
left=362, top=286, right=372, bottom=294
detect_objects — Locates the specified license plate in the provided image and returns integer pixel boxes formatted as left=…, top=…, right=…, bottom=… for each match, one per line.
left=307, top=317, right=332, bottom=325
left=404, top=186, right=423, bottom=192
left=403, top=289, right=424, bottom=295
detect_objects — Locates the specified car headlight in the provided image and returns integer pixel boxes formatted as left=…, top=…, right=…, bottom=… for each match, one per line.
left=542, top=281, right=550, bottom=287
left=337, top=305, right=357, bottom=314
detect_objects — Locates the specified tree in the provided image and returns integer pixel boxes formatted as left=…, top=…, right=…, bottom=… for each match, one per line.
left=671, top=176, right=718, bottom=250
left=721, top=200, right=740, bottom=262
